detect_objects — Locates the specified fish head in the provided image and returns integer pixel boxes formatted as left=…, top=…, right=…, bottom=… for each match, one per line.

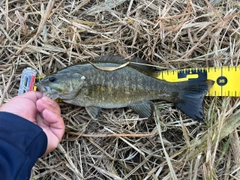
left=36, top=71, right=86, bottom=100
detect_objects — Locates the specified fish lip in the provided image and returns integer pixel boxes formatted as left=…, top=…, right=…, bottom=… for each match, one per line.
left=35, top=84, right=47, bottom=93
left=43, top=86, right=51, bottom=92
left=35, top=84, right=51, bottom=95
left=36, top=84, right=60, bottom=100
left=35, top=82, right=49, bottom=92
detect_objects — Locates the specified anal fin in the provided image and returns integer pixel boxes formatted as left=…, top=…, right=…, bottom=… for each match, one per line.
left=85, top=106, right=101, bottom=120
left=129, top=101, right=154, bottom=118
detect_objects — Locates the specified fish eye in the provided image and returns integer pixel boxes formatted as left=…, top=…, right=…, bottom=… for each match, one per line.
left=49, top=77, right=57, bottom=82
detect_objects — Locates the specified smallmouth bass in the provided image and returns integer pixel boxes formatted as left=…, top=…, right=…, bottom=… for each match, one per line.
left=36, top=55, right=214, bottom=122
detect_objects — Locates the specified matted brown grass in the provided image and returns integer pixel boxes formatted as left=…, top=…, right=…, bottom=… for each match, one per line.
left=0, top=0, right=240, bottom=179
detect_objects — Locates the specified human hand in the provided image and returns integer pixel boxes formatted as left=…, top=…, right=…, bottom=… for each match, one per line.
left=0, top=91, right=65, bottom=155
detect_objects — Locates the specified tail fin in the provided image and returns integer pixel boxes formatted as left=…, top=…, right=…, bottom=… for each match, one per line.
left=174, top=80, right=214, bottom=123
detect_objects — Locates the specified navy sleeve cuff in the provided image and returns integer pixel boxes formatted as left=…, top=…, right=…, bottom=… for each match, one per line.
left=0, top=112, right=47, bottom=180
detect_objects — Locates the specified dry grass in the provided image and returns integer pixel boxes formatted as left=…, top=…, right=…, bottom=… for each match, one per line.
left=0, top=0, right=240, bottom=179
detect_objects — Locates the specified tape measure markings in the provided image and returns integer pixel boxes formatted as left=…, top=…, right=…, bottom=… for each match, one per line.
left=156, top=66, right=240, bottom=97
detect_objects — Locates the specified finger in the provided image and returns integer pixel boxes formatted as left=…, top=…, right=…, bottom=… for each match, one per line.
left=41, top=109, right=65, bottom=141
left=42, top=96, right=61, bottom=114
left=36, top=112, right=65, bottom=155
left=36, top=113, right=62, bottom=155
left=36, top=97, right=61, bottom=115
left=19, top=91, right=43, bottom=102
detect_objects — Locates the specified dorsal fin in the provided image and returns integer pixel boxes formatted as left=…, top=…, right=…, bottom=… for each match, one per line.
left=95, top=55, right=127, bottom=64
left=94, top=55, right=160, bottom=77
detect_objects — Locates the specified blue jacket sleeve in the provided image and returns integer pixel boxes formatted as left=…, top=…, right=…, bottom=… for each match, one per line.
left=0, top=112, right=47, bottom=180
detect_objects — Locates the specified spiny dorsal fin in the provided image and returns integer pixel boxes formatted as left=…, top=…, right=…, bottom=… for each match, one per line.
left=95, top=55, right=160, bottom=77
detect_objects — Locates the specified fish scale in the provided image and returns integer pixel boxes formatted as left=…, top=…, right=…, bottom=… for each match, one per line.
left=83, top=66, right=162, bottom=107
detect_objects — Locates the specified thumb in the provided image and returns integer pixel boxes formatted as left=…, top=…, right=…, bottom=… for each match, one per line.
left=19, top=91, right=43, bottom=102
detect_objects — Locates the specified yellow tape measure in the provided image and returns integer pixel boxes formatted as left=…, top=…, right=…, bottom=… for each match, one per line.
left=156, top=66, right=240, bottom=97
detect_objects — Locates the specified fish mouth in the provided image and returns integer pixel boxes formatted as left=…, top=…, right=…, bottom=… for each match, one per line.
left=36, top=84, right=59, bottom=100
left=36, top=84, right=50, bottom=93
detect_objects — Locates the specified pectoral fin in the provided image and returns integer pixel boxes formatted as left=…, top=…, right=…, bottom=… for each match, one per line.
left=85, top=106, right=101, bottom=120
left=129, top=101, right=154, bottom=118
